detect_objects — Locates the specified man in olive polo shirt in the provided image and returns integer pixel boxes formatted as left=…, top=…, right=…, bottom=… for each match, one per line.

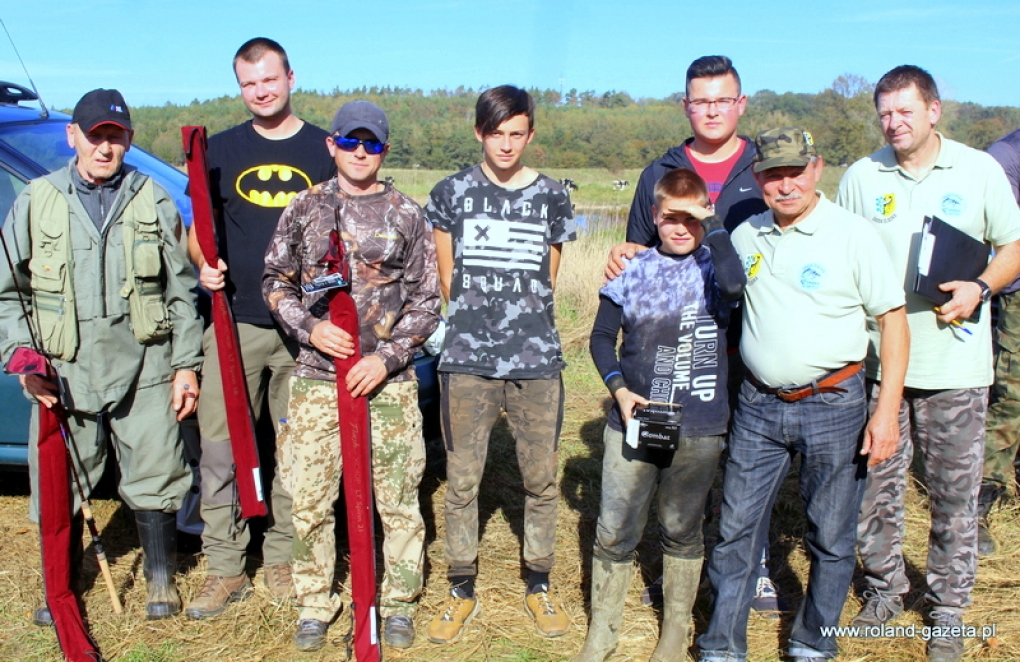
left=699, top=128, right=908, bottom=662
left=837, top=65, right=1020, bottom=662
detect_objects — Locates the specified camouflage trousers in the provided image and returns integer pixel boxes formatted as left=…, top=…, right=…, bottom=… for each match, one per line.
left=857, top=383, right=987, bottom=610
left=278, top=377, right=426, bottom=622
left=440, top=373, right=564, bottom=578
left=984, top=291, right=1020, bottom=491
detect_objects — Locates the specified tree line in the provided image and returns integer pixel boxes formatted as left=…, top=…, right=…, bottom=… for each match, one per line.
left=131, top=75, right=1020, bottom=172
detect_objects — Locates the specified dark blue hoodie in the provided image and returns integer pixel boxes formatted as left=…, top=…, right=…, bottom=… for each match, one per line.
left=626, top=136, right=767, bottom=244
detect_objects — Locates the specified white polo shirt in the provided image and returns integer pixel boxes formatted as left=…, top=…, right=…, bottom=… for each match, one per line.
left=837, top=134, right=1020, bottom=389
left=734, top=194, right=905, bottom=387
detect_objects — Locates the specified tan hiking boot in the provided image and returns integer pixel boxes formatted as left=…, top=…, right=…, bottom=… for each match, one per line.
left=184, top=574, right=252, bottom=620
left=264, top=563, right=294, bottom=603
left=428, top=589, right=479, bottom=644
left=525, top=587, right=570, bottom=638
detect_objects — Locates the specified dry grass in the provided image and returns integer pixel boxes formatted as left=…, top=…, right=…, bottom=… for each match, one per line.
left=2, top=222, right=1020, bottom=661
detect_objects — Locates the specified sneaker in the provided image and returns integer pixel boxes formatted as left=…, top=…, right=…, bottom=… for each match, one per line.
left=184, top=574, right=252, bottom=620
left=751, top=576, right=787, bottom=614
left=927, top=610, right=965, bottom=662
left=264, top=563, right=294, bottom=603
left=427, top=589, right=479, bottom=644
left=850, top=589, right=903, bottom=629
left=383, top=614, right=415, bottom=648
left=294, top=618, right=328, bottom=652
left=524, top=586, right=569, bottom=638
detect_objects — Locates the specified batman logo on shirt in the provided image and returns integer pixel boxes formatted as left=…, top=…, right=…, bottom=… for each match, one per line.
left=235, top=165, right=313, bottom=208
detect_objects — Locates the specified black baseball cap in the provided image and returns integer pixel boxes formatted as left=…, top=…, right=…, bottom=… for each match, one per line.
left=72, top=88, right=132, bottom=132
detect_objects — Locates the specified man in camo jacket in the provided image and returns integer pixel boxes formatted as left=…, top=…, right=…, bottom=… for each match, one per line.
left=262, top=100, right=439, bottom=652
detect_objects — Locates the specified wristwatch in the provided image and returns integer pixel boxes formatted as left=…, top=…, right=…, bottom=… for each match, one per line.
left=975, top=278, right=992, bottom=303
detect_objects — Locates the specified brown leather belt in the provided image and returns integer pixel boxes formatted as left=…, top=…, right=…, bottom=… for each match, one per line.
left=748, top=362, right=863, bottom=403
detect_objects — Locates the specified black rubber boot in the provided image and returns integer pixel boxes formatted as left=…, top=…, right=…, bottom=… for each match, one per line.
left=135, top=510, right=180, bottom=620
left=977, top=483, right=1004, bottom=558
left=34, top=514, right=85, bottom=627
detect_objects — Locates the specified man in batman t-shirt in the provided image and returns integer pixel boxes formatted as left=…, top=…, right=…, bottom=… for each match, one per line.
left=185, top=37, right=335, bottom=620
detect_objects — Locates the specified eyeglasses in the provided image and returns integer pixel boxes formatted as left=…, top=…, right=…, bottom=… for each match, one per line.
left=332, top=135, right=386, bottom=155
left=687, top=97, right=740, bottom=113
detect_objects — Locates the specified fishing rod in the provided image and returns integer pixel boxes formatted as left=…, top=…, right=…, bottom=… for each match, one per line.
left=0, top=228, right=122, bottom=615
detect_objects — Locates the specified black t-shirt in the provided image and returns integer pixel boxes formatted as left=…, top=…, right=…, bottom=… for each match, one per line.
left=207, top=120, right=335, bottom=325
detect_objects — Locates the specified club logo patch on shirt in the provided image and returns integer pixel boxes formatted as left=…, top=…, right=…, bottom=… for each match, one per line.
left=463, top=218, right=545, bottom=271
left=941, top=193, right=966, bottom=218
left=743, top=253, right=762, bottom=284
left=874, top=193, right=896, bottom=221
left=800, top=263, right=825, bottom=290
left=235, top=165, right=313, bottom=208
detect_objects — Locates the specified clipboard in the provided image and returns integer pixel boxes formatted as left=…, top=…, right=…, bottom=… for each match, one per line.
left=913, top=215, right=990, bottom=322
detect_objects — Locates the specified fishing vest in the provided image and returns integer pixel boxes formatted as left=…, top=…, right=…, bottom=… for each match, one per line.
left=28, top=177, right=172, bottom=361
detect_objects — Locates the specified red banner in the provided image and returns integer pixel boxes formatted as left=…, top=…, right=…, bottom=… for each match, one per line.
left=38, top=404, right=102, bottom=662
left=181, top=126, right=266, bottom=518
left=328, top=235, right=379, bottom=662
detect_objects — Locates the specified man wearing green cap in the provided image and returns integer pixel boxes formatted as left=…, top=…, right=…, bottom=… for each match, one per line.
left=698, top=128, right=908, bottom=662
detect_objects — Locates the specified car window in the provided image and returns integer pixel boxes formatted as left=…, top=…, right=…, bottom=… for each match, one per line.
left=0, top=166, right=26, bottom=220
left=0, top=118, right=193, bottom=224
left=0, top=120, right=73, bottom=172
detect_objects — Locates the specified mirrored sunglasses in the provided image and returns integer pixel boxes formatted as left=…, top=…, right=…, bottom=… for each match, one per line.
left=332, top=135, right=386, bottom=155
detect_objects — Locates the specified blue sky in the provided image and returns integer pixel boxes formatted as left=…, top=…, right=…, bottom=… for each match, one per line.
left=2, top=0, right=1019, bottom=111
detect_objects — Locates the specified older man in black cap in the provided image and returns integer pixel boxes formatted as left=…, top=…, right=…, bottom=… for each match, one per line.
left=0, top=88, right=204, bottom=622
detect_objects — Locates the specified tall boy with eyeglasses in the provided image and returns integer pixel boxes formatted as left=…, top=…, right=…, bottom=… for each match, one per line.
left=425, top=85, right=577, bottom=644
left=263, top=100, right=440, bottom=652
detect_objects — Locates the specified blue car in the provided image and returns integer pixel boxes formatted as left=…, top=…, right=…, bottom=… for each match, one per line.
left=0, top=82, right=438, bottom=471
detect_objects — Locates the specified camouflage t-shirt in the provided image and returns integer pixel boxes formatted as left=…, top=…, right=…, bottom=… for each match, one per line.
left=263, top=178, right=440, bottom=383
left=426, top=165, right=577, bottom=379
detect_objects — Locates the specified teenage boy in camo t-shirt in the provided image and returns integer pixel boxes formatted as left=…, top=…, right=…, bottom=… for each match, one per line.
left=425, top=85, right=577, bottom=645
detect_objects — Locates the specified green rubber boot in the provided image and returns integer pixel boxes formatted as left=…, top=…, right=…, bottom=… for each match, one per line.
left=649, top=556, right=702, bottom=662
left=571, top=558, right=632, bottom=662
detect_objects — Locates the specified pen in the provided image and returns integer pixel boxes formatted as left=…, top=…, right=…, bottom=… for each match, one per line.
left=934, top=307, right=973, bottom=336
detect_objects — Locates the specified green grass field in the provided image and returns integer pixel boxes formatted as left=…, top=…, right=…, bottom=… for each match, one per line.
left=379, top=165, right=844, bottom=212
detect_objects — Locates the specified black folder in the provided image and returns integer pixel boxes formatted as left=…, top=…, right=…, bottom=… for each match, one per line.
left=913, top=215, right=990, bottom=321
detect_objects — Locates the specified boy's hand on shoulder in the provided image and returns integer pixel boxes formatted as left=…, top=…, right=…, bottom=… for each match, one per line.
left=613, top=387, right=649, bottom=425
left=605, top=242, right=649, bottom=282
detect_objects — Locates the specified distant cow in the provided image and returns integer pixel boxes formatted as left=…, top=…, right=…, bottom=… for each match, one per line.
left=612, top=180, right=630, bottom=190
left=559, top=178, right=579, bottom=192
left=384, top=176, right=395, bottom=185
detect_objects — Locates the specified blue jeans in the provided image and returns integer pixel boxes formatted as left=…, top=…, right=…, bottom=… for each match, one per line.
left=699, top=371, right=868, bottom=660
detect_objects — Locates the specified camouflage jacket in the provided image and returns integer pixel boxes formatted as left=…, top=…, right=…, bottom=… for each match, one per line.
left=263, top=178, right=440, bottom=383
